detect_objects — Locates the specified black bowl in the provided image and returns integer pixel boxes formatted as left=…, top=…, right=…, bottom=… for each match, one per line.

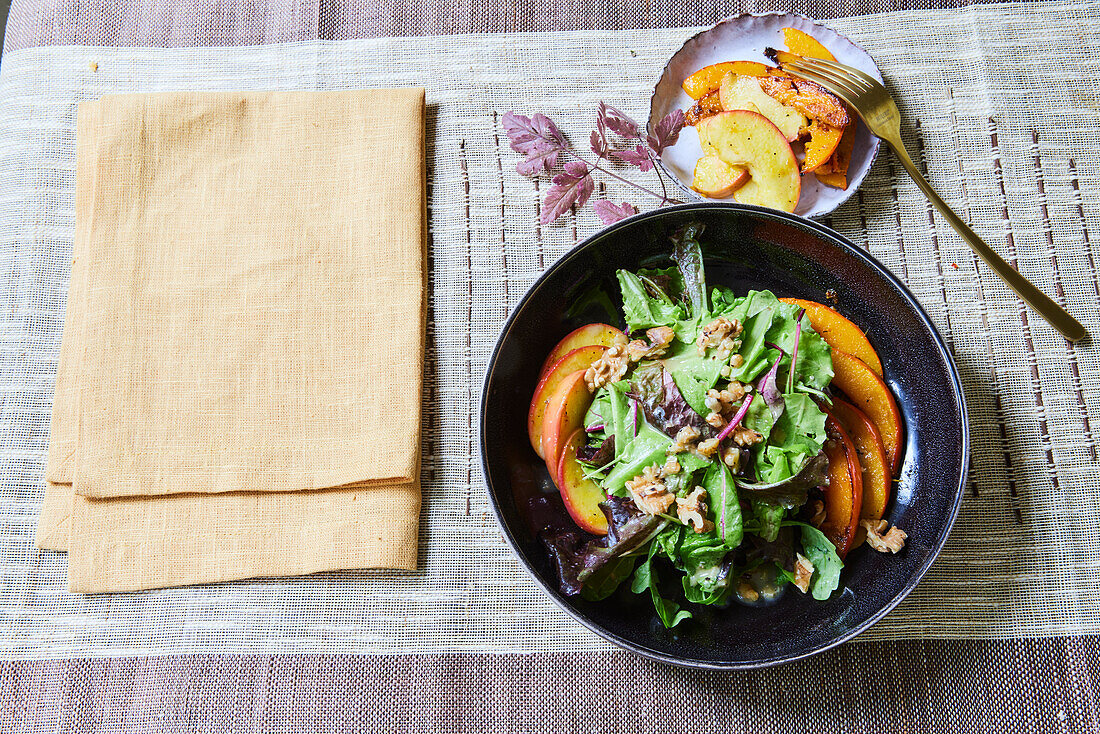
left=480, top=203, right=968, bottom=670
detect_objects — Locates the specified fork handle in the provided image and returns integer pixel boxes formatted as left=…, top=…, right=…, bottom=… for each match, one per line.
left=886, top=141, right=1087, bottom=343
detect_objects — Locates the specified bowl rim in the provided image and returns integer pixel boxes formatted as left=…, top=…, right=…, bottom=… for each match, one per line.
left=648, top=11, right=883, bottom=218
left=479, top=202, right=970, bottom=670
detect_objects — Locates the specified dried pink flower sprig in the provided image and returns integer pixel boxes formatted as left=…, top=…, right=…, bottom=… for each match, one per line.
left=502, top=104, right=686, bottom=225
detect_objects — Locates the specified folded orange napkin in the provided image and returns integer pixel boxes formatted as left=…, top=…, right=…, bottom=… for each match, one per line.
left=38, top=89, right=426, bottom=591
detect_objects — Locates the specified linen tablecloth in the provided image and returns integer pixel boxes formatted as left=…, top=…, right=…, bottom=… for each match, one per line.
left=1, top=0, right=1098, bottom=731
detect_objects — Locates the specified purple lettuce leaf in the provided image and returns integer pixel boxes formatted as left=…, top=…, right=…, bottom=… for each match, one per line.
left=576, top=435, right=615, bottom=467
left=629, top=363, right=711, bottom=440
left=735, top=452, right=828, bottom=507
left=540, top=496, right=665, bottom=596
left=757, top=343, right=787, bottom=422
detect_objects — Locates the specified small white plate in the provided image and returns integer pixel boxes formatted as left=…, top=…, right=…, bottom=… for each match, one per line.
left=650, top=13, right=883, bottom=218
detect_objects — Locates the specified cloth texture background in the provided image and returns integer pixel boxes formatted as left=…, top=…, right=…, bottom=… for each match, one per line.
left=0, top=0, right=1014, bottom=52
left=1, top=0, right=1099, bottom=653
left=39, top=89, right=427, bottom=591
left=1, top=643, right=1098, bottom=733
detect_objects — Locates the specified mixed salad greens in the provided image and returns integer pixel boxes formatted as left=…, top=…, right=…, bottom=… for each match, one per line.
left=542, top=224, right=845, bottom=627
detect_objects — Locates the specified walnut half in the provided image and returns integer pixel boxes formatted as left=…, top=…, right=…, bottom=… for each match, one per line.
left=625, top=464, right=675, bottom=515
left=675, top=486, right=714, bottom=534
left=861, top=519, right=907, bottom=553
left=792, top=553, right=815, bottom=594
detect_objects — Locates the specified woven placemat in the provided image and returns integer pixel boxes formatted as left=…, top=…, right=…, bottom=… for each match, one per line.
left=0, top=0, right=1098, bottom=657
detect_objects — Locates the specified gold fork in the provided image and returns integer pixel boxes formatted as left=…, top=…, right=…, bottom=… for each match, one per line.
left=775, top=51, right=1087, bottom=343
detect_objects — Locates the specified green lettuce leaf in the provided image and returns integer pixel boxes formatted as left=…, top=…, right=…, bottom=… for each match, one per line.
left=766, top=302, right=833, bottom=392
left=580, top=555, right=637, bottom=601
left=761, top=393, right=827, bottom=473
left=584, top=388, right=612, bottom=433
left=702, top=461, right=743, bottom=549
left=631, top=544, right=692, bottom=628
left=785, top=521, right=844, bottom=600
left=607, top=381, right=632, bottom=459
left=751, top=501, right=786, bottom=543
left=616, top=270, right=684, bottom=332
left=670, top=223, right=708, bottom=319
left=728, top=290, right=783, bottom=383
left=602, top=420, right=670, bottom=494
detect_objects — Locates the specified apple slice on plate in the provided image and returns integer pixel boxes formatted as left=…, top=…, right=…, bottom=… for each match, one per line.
left=681, top=60, right=776, bottom=99
left=718, top=74, right=805, bottom=142
left=557, top=428, right=610, bottom=535
left=691, top=155, right=749, bottom=198
left=697, top=110, right=801, bottom=212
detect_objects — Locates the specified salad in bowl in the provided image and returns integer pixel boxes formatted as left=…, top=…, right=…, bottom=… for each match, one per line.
left=527, top=223, right=907, bottom=628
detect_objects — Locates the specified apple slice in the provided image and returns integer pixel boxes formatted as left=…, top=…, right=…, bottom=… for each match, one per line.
left=528, top=345, right=607, bottom=459
left=819, top=415, right=863, bottom=558
left=682, top=60, right=777, bottom=99
left=831, top=399, right=890, bottom=529
left=691, top=155, right=749, bottom=198
left=778, top=297, right=883, bottom=375
left=718, top=74, right=806, bottom=142
left=697, top=110, right=801, bottom=213
left=538, top=323, right=625, bottom=381
left=557, top=428, right=610, bottom=535
left=782, top=27, right=838, bottom=62
left=830, top=349, right=904, bottom=474
left=541, top=369, right=594, bottom=481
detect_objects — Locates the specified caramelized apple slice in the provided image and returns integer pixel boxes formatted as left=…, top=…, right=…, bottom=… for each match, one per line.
left=831, top=399, right=890, bottom=534
left=830, top=349, right=904, bottom=474
left=778, top=297, right=883, bottom=375
left=682, top=60, right=777, bottom=99
left=557, top=428, right=610, bottom=535
left=819, top=415, right=863, bottom=558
